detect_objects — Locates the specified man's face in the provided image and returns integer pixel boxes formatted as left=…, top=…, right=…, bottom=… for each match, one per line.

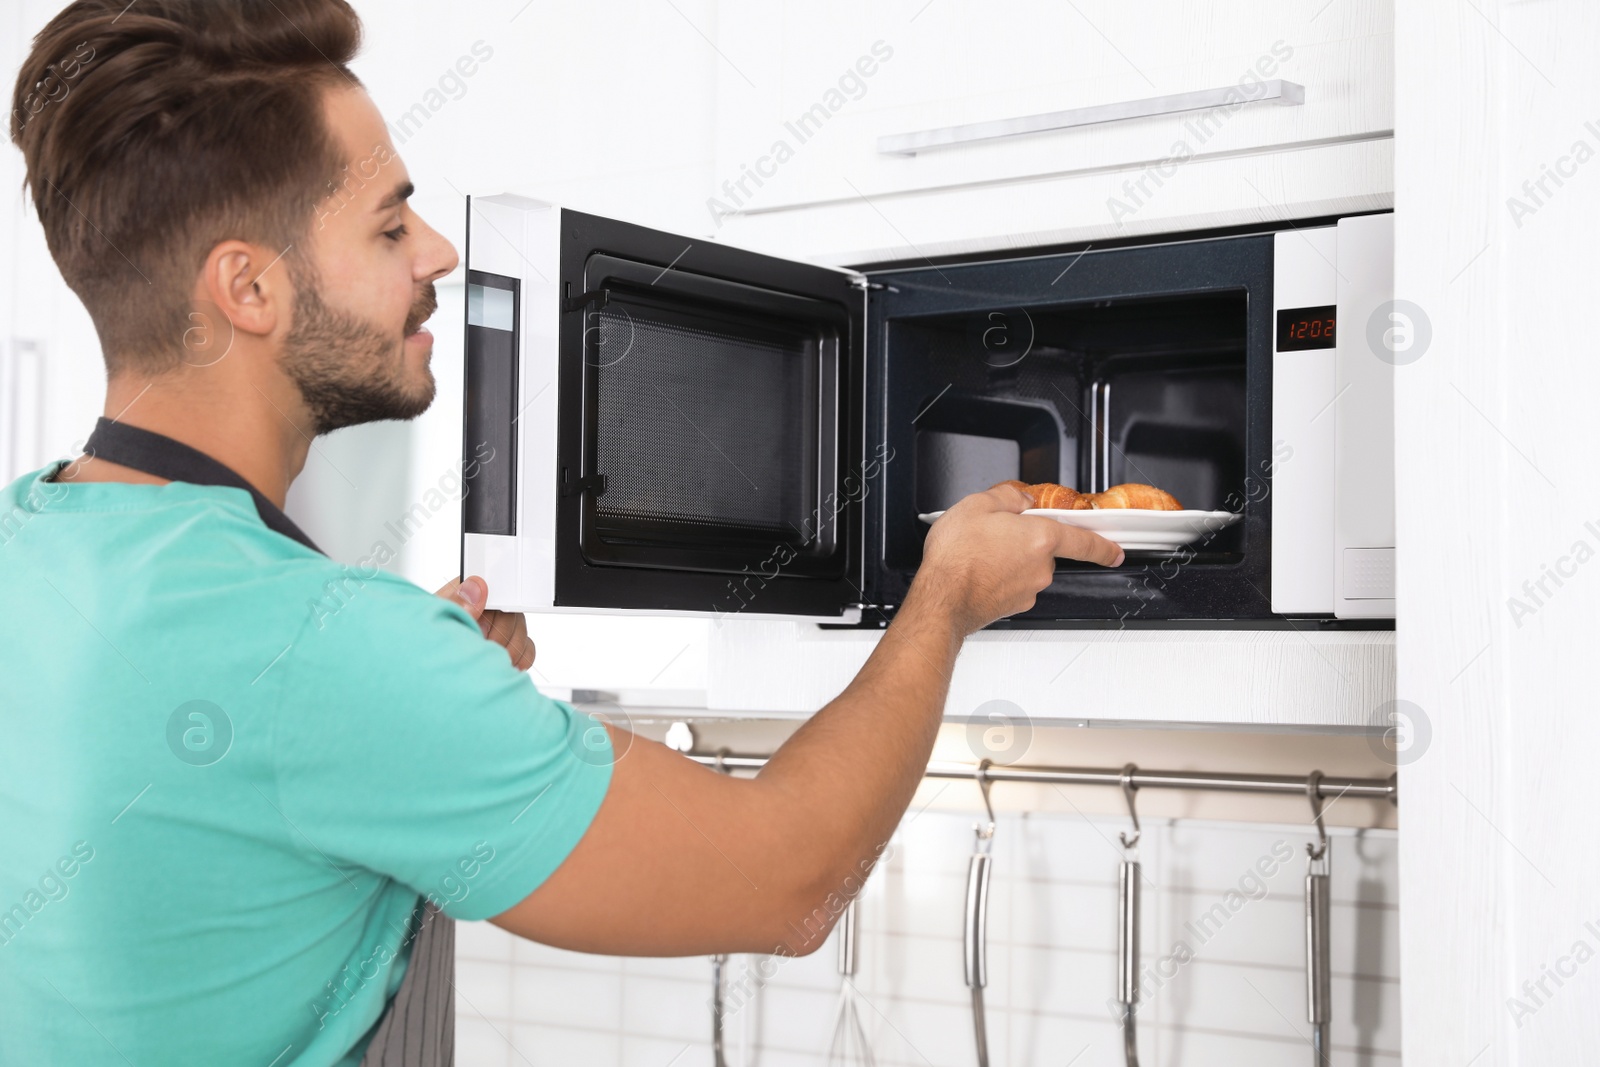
left=281, top=86, right=458, bottom=435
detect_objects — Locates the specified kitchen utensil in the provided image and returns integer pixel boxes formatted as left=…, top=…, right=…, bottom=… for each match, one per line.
left=827, top=896, right=875, bottom=1066
left=711, top=952, right=729, bottom=1067
left=1116, top=764, right=1142, bottom=1067
left=1306, top=772, right=1332, bottom=1066
left=963, top=761, right=996, bottom=1067
left=709, top=749, right=732, bottom=1067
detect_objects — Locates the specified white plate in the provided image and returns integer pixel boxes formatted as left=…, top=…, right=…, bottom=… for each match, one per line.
left=917, top=508, right=1242, bottom=552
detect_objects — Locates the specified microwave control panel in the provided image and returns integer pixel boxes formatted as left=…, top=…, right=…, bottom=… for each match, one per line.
left=1270, top=216, right=1396, bottom=619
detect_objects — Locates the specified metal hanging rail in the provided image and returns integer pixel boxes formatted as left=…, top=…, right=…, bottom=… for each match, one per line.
left=686, top=754, right=1398, bottom=804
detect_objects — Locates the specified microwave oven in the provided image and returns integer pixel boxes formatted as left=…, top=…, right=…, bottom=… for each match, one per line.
left=460, top=198, right=1394, bottom=626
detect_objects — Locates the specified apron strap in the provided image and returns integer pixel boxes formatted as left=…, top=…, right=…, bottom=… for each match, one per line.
left=361, top=902, right=456, bottom=1067
left=79, top=417, right=323, bottom=553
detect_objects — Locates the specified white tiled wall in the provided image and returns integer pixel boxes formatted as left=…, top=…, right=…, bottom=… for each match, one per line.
left=455, top=811, right=1399, bottom=1066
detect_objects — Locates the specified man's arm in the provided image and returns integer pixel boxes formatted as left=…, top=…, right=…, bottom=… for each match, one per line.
left=490, top=485, right=1123, bottom=956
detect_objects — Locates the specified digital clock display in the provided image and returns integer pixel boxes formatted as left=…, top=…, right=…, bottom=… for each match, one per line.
left=1276, top=305, right=1337, bottom=351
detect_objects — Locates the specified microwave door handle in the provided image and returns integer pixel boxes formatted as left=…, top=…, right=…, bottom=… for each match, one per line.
left=563, top=287, right=610, bottom=313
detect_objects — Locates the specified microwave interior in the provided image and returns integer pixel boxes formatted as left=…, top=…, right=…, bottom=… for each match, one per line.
left=892, top=292, right=1248, bottom=564
left=867, top=295, right=1259, bottom=623
left=860, top=234, right=1276, bottom=623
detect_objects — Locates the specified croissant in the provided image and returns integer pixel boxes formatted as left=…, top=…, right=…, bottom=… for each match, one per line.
left=989, top=480, right=1089, bottom=509
left=1085, top=483, right=1183, bottom=510
left=1027, top=483, right=1091, bottom=510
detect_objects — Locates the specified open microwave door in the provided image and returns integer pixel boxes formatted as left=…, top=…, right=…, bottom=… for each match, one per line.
left=462, top=196, right=866, bottom=621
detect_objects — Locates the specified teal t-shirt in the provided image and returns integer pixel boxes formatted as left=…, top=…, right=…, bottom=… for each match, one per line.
left=0, top=465, right=613, bottom=1065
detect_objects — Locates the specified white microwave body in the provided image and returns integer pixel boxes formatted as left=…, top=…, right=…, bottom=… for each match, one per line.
left=462, top=197, right=1394, bottom=625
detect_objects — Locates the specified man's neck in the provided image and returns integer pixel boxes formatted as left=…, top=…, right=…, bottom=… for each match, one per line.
left=68, top=373, right=313, bottom=508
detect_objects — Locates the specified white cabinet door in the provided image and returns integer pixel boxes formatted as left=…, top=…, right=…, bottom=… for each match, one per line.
left=707, top=0, right=1393, bottom=261
left=1395, top=0, right=1600, bottom=1063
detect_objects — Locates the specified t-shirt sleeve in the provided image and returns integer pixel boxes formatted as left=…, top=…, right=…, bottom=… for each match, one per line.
left=266, top=573, right=612, bottom=921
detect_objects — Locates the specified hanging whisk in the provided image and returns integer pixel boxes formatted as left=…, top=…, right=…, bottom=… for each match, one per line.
left=826, top=896, right=875, bottom=1066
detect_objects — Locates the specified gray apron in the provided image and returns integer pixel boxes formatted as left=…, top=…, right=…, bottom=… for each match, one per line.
left=361, top=901, right=456, bottom=1066
left=76, top=418, right=457, bottom=1067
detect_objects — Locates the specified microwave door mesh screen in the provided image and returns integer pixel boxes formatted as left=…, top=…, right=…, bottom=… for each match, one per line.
left=593, top=308, right=819, bottom=540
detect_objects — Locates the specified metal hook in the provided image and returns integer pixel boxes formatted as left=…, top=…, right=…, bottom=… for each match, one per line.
left=1305, top=770, right=1329, bottom=865
left=975, top=759, right=996, bottom=824
left=973, top=759, right=996, bottom=851
left=1118, top=763, right=1141, bottom=852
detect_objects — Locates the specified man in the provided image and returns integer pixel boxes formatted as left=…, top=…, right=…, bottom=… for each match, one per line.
left=0, top=2, right=1123, bottom=1064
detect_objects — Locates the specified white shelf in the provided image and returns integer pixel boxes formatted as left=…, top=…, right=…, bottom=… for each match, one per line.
left=707, top=621, right=1394, bottom=729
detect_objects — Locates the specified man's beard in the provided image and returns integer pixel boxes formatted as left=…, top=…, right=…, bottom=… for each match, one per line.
left=280, top=262, right=438, bottom=435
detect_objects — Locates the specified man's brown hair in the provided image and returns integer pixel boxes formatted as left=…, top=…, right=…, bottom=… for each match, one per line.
left=9, top=0, right=363, bottom=373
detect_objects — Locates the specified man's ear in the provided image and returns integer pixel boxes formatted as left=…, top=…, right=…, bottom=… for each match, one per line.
left=195, top=240, right=292, bottom=349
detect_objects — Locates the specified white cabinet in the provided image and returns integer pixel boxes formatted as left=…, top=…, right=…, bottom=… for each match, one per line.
left=706, top=621, right=1395, bottom=729
left=1395, top=1, right=1600, bottom=1061
left=707, top=0, right=1393, bottom=262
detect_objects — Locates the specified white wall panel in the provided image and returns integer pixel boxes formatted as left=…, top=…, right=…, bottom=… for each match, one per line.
left=1395, top=0, right=1600, bottom=1062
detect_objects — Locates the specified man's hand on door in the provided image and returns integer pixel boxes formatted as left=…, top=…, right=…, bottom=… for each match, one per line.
left=435, top=576, right=537, bottom=672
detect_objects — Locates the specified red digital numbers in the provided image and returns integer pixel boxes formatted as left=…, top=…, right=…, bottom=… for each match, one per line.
left=1276, top=306, right=1338, bottom=351
left=1289, top=317, right=1335, bottom=339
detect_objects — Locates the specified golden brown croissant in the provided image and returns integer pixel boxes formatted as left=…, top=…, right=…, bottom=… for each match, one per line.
left=1027, top=483, right=1091, bottom=510
left=1085, top=483, right=1183, bottom=510
left=991, top=480, right=1092, bottom=509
